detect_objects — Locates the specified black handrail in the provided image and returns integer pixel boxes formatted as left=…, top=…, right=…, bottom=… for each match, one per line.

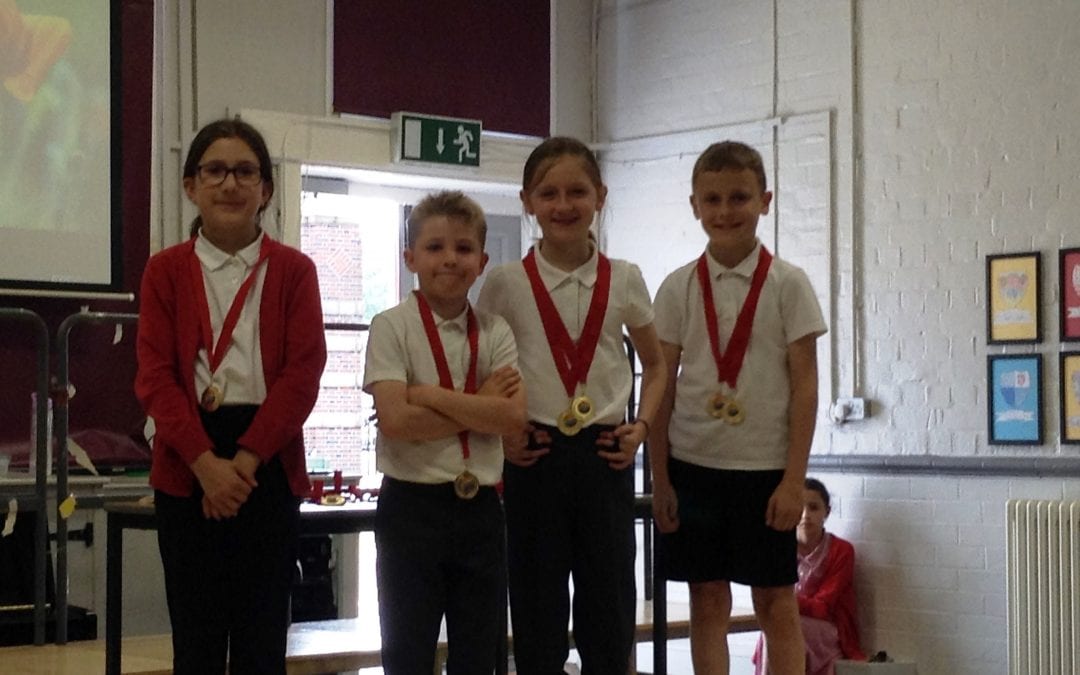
left=0, top=307, right=51, bottom=645
left=54, top=311, right=139, bottom=643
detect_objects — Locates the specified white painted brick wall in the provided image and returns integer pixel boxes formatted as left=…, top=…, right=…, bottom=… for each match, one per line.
left=819, top=475, right=1080, bottom=674
left=596, top=1, right=1080, bottom=672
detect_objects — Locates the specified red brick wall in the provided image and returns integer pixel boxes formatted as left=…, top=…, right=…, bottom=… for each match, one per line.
left=300, top=215, right=377, bottom=478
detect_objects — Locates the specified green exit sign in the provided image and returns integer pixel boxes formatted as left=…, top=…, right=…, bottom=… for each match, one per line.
left=392, top=112, right=482, bottom=167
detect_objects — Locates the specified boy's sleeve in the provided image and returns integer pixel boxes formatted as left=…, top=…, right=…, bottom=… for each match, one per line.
left=652, top=270, right=684, bottom=347
left=362, top=312, right=409, bottom=392
left=623, top=263, right=655, bottom=329
left=781, top=266, right=828, bottom=343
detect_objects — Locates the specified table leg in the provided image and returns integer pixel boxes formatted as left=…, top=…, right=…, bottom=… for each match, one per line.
left=652, top=521, right=666, bottom=675
left=105, top=512, right=122, bottom=675
left=496, top=598, right=508, bottom=675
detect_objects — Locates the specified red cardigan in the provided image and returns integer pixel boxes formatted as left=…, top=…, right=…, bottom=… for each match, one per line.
left=135, top=236, right=327, bottom=497
left=798, top=534, right=867, bottom=661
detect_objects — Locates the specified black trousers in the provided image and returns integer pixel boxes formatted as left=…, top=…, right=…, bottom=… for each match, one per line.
left=503, top=423, right=636, bottom=675
left=376, top=476, right=507, bottom=675
left=155, top=405, right=300, bottom=675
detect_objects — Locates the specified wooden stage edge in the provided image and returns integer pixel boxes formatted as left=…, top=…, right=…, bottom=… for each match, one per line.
left=0, top=603, right=759, bottom=675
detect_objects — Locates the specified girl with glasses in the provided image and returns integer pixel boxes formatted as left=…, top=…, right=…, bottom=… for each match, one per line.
left=135, top=118, right=327, bottom=675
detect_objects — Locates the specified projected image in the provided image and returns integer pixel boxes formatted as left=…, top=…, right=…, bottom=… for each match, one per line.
left=0, top=0, right=114, bottom=289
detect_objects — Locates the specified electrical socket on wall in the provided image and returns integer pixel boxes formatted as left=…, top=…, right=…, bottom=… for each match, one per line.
left=833, top=397, right=867, bottom=421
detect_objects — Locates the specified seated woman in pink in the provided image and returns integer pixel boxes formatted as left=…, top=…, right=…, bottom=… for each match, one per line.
left=753, top=478, right=866, bottom=674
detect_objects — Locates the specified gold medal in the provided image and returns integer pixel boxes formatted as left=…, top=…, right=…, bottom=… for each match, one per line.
left=723, top=398, right=745, bottom=425
left=320, top=493, right=346, bottom=506
left=707, top=392, right=729, bottom=419
left=454, top=470, right=480, bottom=500
left=200, top=384, right=223, bottom=412
left=557, top=409, right=583, bottom=436
left=571, top=395, right=595, bottom=423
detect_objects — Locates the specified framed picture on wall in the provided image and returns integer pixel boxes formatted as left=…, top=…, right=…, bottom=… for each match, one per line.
left=1062, top=352, right=1080, bottom=444
left=987, top=354, right=1043, bottom=445
left=986, top=252, right=1042, bottom=344
left=1060, top=248, right=1080, bottom=341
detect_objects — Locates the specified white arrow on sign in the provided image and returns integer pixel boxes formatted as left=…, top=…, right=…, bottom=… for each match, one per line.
left=436, top=128, right=445, bottom=154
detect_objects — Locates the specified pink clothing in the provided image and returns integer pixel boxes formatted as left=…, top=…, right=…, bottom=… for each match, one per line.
left=753, top=532, right=866, bottom=674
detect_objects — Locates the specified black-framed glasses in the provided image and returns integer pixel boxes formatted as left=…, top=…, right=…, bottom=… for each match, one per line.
left=197, top=162, right=263, bottom=187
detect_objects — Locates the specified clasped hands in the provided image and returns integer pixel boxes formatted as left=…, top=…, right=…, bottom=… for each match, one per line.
left=192, top=449, right=260, bottom=520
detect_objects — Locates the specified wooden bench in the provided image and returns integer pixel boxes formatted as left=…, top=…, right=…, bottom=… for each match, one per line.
left=633, top=600, right=758, bottom=641
left=0, top=604, right=757, bottom=674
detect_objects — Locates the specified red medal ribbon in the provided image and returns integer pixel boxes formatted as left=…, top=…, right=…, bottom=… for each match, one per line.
left=191, top=237, right=271, bottom=377
left=414, top=291, right=480, bottom=460
left=522, top=247, right=611, bottom=397
left=696, top=246, right=773, bottom=389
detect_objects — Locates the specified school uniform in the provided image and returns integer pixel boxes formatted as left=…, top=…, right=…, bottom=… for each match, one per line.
left=476, top=243, right=653, bottom=674
left=653, top=240, right=826, bottom=586
left=363, top=293, right=517, bottom=674
left=752, top=532, right=867, bottom=673
left=135, top=231, right=327, bottom=675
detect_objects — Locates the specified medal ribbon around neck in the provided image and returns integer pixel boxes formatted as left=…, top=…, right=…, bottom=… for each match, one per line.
left=414, top=291, right=480, bottom=461
left=191, top=237, right=271, bottom=382
left=696, top=246, right=773, bottom=390
left=522, top=247, right=612, bottom=398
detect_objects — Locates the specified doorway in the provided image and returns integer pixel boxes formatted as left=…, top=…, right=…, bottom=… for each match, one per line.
left=297, top=166, right=521, bottom=479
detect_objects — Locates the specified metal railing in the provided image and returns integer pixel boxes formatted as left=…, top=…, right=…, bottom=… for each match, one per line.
left=53, top=311, right=139, bottom=643
left=0, top=308, right=51, bottom=645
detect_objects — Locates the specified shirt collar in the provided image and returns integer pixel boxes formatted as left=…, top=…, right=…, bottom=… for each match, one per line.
left=704, top=240, right=762, bottom=280
left=439, top=305, right=470, bottom=332
left=534, top=240, right=599, bottom=289
left=195, top=230, right=265, bottom=271
left=408, top=292, right=470, bottom=331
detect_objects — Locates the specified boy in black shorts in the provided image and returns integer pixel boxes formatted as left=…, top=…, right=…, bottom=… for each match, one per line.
left=650, top=141, right=827, bottom=674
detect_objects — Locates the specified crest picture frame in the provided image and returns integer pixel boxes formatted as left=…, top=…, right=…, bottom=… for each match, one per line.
left=1061, top=352, right=1080, bottom=444
left=987, top=354, right=1043, bottom=445
left=1060, top=248, right=1080, bottom=342
left=986, top=252, right=1042, bottom=345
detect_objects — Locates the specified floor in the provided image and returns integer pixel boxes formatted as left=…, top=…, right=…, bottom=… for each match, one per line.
left=350, top=522, right=761, bottom=675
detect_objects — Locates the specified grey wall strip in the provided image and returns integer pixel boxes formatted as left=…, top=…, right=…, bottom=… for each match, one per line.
left=809, top=454, right=1080, bottom=477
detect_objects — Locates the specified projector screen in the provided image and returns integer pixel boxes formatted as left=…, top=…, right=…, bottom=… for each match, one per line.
left=0, top=0, right=121, bottom=295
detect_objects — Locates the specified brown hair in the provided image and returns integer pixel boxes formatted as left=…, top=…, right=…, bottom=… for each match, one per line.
left=691, top=141, right=767, bottom=193
left=805, top=477, right=831, bottom=511
left=184, top=118, right=275, bottom=237
left=521, top=136, right=603, bottom=194
left=406, top=190, right=487, bottom=249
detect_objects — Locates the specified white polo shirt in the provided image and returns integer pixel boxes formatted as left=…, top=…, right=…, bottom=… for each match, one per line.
left=477, top=244, right=654, bottom=426
left=363, top=294, right=518, bottom=485
left=653, top=242, right=826, bottom=470
left=193, top=230, right=268, bottom=405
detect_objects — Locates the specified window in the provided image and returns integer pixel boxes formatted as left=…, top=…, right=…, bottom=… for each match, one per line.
left=300, top=190, right=400, bottom=486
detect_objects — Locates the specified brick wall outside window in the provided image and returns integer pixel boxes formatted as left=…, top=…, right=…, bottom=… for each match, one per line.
left=301, top=213, right=380, bottom=483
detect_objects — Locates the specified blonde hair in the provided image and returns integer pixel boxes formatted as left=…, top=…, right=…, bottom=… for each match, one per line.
left=406, top=190, right=487, bottom=248
left=691, top=141, right=767, bottom=192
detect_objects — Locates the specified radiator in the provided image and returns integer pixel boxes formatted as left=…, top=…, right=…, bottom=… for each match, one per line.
left=1006, top=499, right=1080, bottom=675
